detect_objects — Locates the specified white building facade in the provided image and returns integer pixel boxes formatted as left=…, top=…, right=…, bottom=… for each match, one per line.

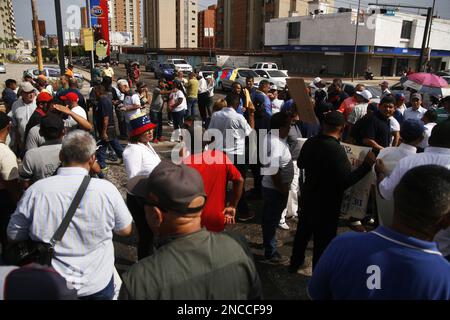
left=265, top=11, right=450, bottom=76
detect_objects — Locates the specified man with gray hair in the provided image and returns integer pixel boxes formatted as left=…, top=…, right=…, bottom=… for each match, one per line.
left=8, top=130, right=133, bottom=300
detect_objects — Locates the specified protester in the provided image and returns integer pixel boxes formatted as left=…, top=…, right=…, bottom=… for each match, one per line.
left=150, top=79, right=170, bottom=143
left=8, top=130, right=133, bottom=300
left=348, top=103, right=379, bottom=146
left=0, top=113, right=20, bottom=261
left=123, top=113, right=160, bottom=260
left=290, top=111, right=376, bottom=272
left=309, top=166, right=450, bottom=300
left=102, top=63, right=115, bottom=81
left=136, top=81, right=151, bottom=114
left=19, top=114, right=65, bottom=189
left=1, top=79, right=18, bottom=113
left=57, top=78, right=87, bottom=113
left=120, top=161, right=262, bottom=300
left=230, top=82, right=245, bottom=115
left=198, top=72, right=212, bottom=122
left=380, top=81, right=392, bottom=98
left=269, top=86, right=284, bottom=114
left=23, top=91, right=54, bottom=146
left=310, top=78, right=327, bottom=106
left=53, top=93, right=92, bottom=132
left=436, top=95, right=450, bottom=123
left=212, top=98, right=227, bottom=114
left=376, top=121, right=450, bottom=260
left=92, top=64, right=102, bottom=84
left=327, top=79, right=349, bottom=111
left=375, top=120, right=425, bottom=226
left=132, top=64, right=140, bottom=85
left=93, top=85, right=124, bottom=172
left=338, top=84, right=366, bottom=122
left=419, top=109, right=438, bottom=150
left=404, top=93, right=427, bottom=121
left=206, top=93, right=255, bottom=222
left=186, top=72, right=199, bottom=117
left=64, top=64, right=74, bottom=79
left=347, top=90, right=373, bottom=126
left=392, top=93, right=406, bottom=125
left=182, top=125, right=244, bottom=233
left=260, top=112, right=294, bottom=265
left=118, top=79, right=142, bottom=131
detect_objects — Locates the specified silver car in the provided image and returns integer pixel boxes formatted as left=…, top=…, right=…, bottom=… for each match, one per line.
left=0, top=62, right=5, bottom=74
left=218, top=68, right=265, bottom=91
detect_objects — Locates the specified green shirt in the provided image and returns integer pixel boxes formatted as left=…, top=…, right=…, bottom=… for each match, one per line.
left=187, top=78, right=199, bottom=99
left=119, top=229, right=262, bottom=300
left=436, top=107, right=449, bottom=124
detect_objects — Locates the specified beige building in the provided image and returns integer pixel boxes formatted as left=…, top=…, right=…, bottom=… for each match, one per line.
left=144, top=0, right=198, bottom=49
left=0, top=0, right=17, bottom=45
left=109, top=0, right=142, bottom=46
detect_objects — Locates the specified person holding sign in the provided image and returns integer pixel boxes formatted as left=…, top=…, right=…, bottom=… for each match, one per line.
left=289, top=111, right=376, bottom=273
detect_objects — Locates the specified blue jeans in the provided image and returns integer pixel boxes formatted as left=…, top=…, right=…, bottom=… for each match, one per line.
left=150, top=111, right=163, bottom=140
left=187, top=98, right=198, bottom=117
left=262, top=187, right=288, bottom=258
left=79, top=277, right=114, bottom=300
left=97, top=138, right=124, bottom=169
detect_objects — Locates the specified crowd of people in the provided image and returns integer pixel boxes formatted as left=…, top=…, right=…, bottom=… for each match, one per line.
left=0, top=63, right=449, bottom=300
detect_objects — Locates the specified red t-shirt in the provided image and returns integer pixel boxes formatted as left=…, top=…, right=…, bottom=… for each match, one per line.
left=184, top=150, right=242, bottom=233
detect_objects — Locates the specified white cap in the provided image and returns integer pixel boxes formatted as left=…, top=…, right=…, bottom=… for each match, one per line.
left=117, top=79, right=129, bottom=87
left=270, top=84, right=278, bottom=91
left=198, top=72, right=203, bottom=77
left=356, top=90, right=373, bottom=101
left=19, top=82, right=35, bottom=93
left=313, top=77, right=322, bottom=84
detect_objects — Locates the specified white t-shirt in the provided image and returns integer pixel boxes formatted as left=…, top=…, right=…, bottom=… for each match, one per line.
left=123, top=142, right=161, bottom=180
left=261, top=134, right=294, bottom=190
left=170, top=90, right=187, bottom=113
left=404, top=106, right=427, bottom=121
left=0, top=142, right=19, bottom=190
left=123, top=93, right=141, bottom=122
left=65, top=106, right=87, bottom=130
left=348, top=103, right=369, bottom=125
left=8, top=98, right=37, bottom=142
left=271, top=99, right=284, bottom=114
left=418, top=122, right=437, bottom=149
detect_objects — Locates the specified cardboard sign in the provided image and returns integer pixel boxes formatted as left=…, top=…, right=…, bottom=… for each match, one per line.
left=340, top=143, right=373, bottom=219
left=286, top=78, right=319, bottom=125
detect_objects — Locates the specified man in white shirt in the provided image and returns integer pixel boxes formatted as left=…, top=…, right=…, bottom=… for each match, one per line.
left=102, top=63, right=114, bottom=80
left=376, top=121, right=450, bottom=259
left=7, top=130, right=133, bottom=299
left=404, top=93, right=427, bottom=121
left=8, top=82, right=37, bottom=153
left=118, top=79, right=141, bottom=129
left=395, top=93, right=407, bottom=115
left=419, top=109, right=438, bottom=150
left=347, top=90, right=373, bottom=126
left=380, top=81, right=392, bottom=98
left=56, top=92, right=92, bottom=132
left=198, top=72, right=211, bottom=122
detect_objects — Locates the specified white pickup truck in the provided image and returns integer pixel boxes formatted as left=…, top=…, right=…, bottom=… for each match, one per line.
left=250, top=62, right=279, bottom=70
left=166, top=59, right=193, bottom=74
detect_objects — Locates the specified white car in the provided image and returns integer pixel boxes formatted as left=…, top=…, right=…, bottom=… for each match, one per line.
left=165, top=59, right=193, bottom=74
left=0, top=62, right=6, bottom=74
left=25, top=67, right=83, bottom=81
left=250, top=62, right=279, bottom=70
left=254, top=69, right=289, bottom=90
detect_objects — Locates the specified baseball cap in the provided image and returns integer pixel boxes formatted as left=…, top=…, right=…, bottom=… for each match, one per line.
left=19, top=82, right=35, bottom=93
left=37, top=92, right=54, bottom=103
left=0, top=112, right=11, bottom=130
left=356, top=90, right=373, bottom=102
left=395, top=93, right=406, bottom=101
left=127, top=161, right=207, bottom=215
left=400, top=119, right=425, bottom=141
left=380, top=81, right=389, bottom=86
left=40, top=113, right=64, bottom=132
left=60, top=92, right=79, bottom=103
left=411, top=93, right=422, bottom=101
left=2, top=264, right=78, bottom=300
left=323, top=110, right=345, bottom=127
left=313, top=77, right=322, bottom=84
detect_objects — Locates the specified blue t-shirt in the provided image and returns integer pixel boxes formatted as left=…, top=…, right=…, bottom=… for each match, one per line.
left=309, top=226, right=450, bottom=300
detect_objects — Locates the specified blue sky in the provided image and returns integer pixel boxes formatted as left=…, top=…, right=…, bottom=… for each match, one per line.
left=12, top=0, right=450, bottom=42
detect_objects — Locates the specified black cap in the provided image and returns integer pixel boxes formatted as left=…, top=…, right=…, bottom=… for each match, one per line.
left=323, top=111, right=345, bottom=127
left=0, top=112, right=11, bottom=130
left=40, top=113, right=65, bottom=132
left=3, top=264, right=78, bottom=300
left=127, top=161, right=207, bottom=215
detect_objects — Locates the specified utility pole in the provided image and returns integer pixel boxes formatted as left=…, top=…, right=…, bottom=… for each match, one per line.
left=86, top=0, right=95, bottom=83
left=352, top=0, right=361, bottom=82
left=68, top=30, right=73, bottom=64
left=426, top=0, right=436, bottom=67
left=54, top=0, right=65, bottom=75
left=31, top=0, right=43, bottom=73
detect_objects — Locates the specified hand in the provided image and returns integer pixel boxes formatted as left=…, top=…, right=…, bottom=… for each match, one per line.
left=101, top=133, right=109, bottom=141
left=120, top=106, right=127, bottom=112
left=223, top=207, right=236, bottom=225
left=53, top=104, right=71, bottom=115
left=375, top=159, right=387, bottom=176
left=364, top=151, right=377, bottom=166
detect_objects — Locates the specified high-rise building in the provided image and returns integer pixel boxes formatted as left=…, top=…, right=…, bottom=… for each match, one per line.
left=198, top=5, right=216, bottom=49
left=216, top=0, right=334, bottom=50
left=109, top=0, right=142, bottom=46
left=0, top=0, right=17, bottom=45
left=143, top=0, right=198, bottom=49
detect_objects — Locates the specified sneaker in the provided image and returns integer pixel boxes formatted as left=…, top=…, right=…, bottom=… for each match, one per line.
left=263, top=253, right=289, bottom=266
left=278, top=223, right=290, bottom=230
left=167, top=121, right=173, bottom=127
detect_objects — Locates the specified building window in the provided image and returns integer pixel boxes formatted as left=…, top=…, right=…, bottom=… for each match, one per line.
left=401, top=20, right=412, bottom=39
left=288, top=22, right=301, bottom=40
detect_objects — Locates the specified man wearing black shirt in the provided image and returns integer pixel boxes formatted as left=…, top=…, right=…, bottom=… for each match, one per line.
left=289, top=111, right=376, bottom=273
left=361, top=96, right=396, bottom=152
left=93, top=86, right=123, bottom=171
left=349, top=103, right=379, bottom=146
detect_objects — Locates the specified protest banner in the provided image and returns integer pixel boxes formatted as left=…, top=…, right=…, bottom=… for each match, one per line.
left=286, top=78, right=319, bottom=125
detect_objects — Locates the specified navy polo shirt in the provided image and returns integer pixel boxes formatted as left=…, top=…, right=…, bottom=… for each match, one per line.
left=361, top=111, right=391, bottom=148
left=309, top=226, right=450, bottom=300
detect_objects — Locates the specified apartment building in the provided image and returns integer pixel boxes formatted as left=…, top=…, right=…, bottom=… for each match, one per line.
left=0, top=0, right=17, bottom=45
left=109, top=0, right=142, bottom=46
left=198, top=5, right=216, bottom=49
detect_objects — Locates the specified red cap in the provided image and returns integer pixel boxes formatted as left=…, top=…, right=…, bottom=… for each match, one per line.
left=60, top=92, right=79, bottom=103
left=36, top=92, right=53, bottom=103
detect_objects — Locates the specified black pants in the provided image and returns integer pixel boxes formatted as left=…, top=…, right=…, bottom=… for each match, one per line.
left=0, top=190, right=16, bottom=260
left=126, top=194, right=154, bottom=260
left=230, top=154, right=249, bottom=216
left=198, top=93, right=212, bottom=122
left=290, top=208, right=340, bottom=270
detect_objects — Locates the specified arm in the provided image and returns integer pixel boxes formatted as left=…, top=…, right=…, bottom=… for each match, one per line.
left=334, top=146, right=375, bottom=190
left=112, top=187, right=134, bottom=237
left=247, top=103, right=255, bottom=129
left=392, top=131, right=400, bottom=147
left=102, top=116, right=109, bottom=141
left=224, top=177, right=244, bottom=225
left=53, top=104, right=93, bottom=131
left=7, top=191, right=33, bottom=242
left=362, top=138, right=385, bottom=152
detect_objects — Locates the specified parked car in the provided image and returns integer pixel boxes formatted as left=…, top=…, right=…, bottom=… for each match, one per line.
left=254, top=69, right=289, bottom=90
left=195, top=62, right=216, bottom=73
left=197, top=64, right=221, bottom=79
left=145, top=60, right=159, bottom=72
left=342, top=83, right=382, bottom=100
left=154, top=63, right=176, bottom=81
left=0, top=62, right=5, bottom=74
left=250, top=62, right=279, bottom=70
left=217, top=68, right=265, bottom=91
left=165, top=59, right=193, bottom=74
left=24, top=67, right=84, bottom=84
